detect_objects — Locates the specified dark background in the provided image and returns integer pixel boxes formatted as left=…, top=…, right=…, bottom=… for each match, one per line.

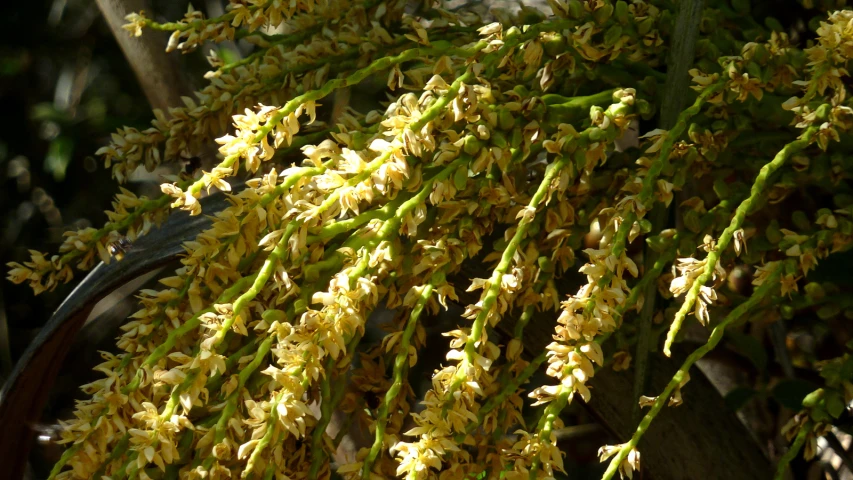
left=0, top=0, right=205, bottom=381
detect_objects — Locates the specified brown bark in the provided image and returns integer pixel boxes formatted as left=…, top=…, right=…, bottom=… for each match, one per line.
left=587, top=347, right=772, bottom=479
left=95, top=0, right=190, bottom=113
left=491, top=306, right=773, bottom=479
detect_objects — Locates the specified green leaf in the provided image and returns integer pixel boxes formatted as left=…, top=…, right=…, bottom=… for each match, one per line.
left=772, top=379, right=819, bottom=410
left=216, top=47, right=240, bottom=65
left=683, top=210, right=701, bottom=232
left=646, top=233, right=674, bottom=253
left=842, top=356, right=853, bottom=380
left=821, top=355, right=853, bottom=385
left=713, top=177, right=730, bottom=201
left=44, top=135, right=74, bottom=182
left=817, top=303, right=841, bottom=320
left=826, top=390, right=846, bottom=419
left=604, top=25, right=623, bottom=47
left=725, top=387, right=757, bottom=412
left=726, top=332, right=767, bottom=372
left=803, top=282, right=826, bottom=301
left=453, top=166, right=468, bottom=191
left=764, top=17, right=784, bottom=33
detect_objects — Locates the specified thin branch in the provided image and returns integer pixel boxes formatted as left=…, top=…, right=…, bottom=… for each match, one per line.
left=95, top=0, right=191, bottom=113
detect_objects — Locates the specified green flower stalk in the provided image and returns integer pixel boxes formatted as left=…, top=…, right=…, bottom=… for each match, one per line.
left=12, top=3, right=853, bottom=480
left=602, top=263, right=783, bottom=480
left=774, top=423, right=811, bottom=480
left=362, top=277, right=437, bottom=477
left=443, top=155, right=570, bottom=414
left=664, top=122, right=821, bottom=357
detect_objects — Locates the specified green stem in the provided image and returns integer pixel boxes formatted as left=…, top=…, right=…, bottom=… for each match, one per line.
left=632, top=212, right=670, bottom=424
left=180, top=42, right=486, bottom=207
left=362, top=281, right=436, bottom=477
left=444, top=156, right=569, bottom=415
left=528, top=388, right=570, bottom=480
left=637, top=82, right=725, bottom=210
left=602, top=265, right=782, bottom=480
left=632, top=0, right=704, bottom=422
left=308, top=333, right=362, bottom=479
left=524, top=238, right=676, bottom=479
left=663, top=126, right=818, bottom=356
left=137, top=0, right=273, bottom=33
left=544, top=89, right=617, bottom=125
left=243, top=321, right=327, bottom=476
left=774, top=424, right=810, bottom=480
left=202, top=336, right=274, bottom=471
left=310, top=154, right=471, bottom=284
left=221, top=25, right=322, bottom=73
left=123, top=274, right=257, bottom=393
left=34, top=190, right=175, bottom=281
left=455, top=351, right=548, bottom=444
left=204, top=68, right=479, bottom=347
left=209, top=224, right=296, bottom=349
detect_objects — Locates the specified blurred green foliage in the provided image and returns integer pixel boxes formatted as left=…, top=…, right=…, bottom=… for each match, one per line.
left=0, top=0, right=168, bottom=374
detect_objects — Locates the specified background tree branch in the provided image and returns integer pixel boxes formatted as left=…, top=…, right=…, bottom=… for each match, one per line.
left=95, top=0, right=190, bottom=113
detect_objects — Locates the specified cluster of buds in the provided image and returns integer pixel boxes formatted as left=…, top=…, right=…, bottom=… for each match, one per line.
left=11, top=2, right=853, bottom=480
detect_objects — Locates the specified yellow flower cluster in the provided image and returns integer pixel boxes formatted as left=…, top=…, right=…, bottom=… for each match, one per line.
left=10, top=1, right=853, bottom=480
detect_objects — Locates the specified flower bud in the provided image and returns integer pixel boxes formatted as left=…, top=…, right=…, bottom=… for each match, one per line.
left=746, top=61, right=762, bottom=80
left=792, top=210, right=811, bottom=231
left=762, top=16, right=782, bottom=32
left=803, top=282, right=826, bottom=301
left=538, top=256, right=555, bottom=273
left=766, top=220, right=783, bottom=244
left=683, top=210, right=701, bottom=233
left=646, top=233, right=674, bottom=254
left=543, top=33, right=567, bottom=57
left=293, top=298, right=307, bottom=314
left=752, top=43, right=769, bottom=64
left=636, top=98, right=653, bottom=119
left=637, top=17, right=654, bottom=36
left=810, top=406, right=832, bottom=424
left=733, top=113, right=752, bottom=132
left=614, top=1, right=629, bottom=24
left=593, top=3, right=614, bottom=25
left=498, top=108, right=515, bottom=130
left=510, top=128, right=524, bottom=148
left=696, top=39, right=719, bottom=59
left=491, top=131, right=508, bottom=149
left=817, top=303, right=841, bottom=320
left=453, top=165, right=468, bottom=190
left=604, top=25, right=623, bottom=47
left=588, top=127, right=604, bottom=142
left=568, top=0, right=585, bottom=19
left=463, top=134, right=483, bottom=156
left=262, top=309, right=287, bottom=322
left=712, top=178, right=730, bottom=201
left=732, top=0, right=750, bottom=14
